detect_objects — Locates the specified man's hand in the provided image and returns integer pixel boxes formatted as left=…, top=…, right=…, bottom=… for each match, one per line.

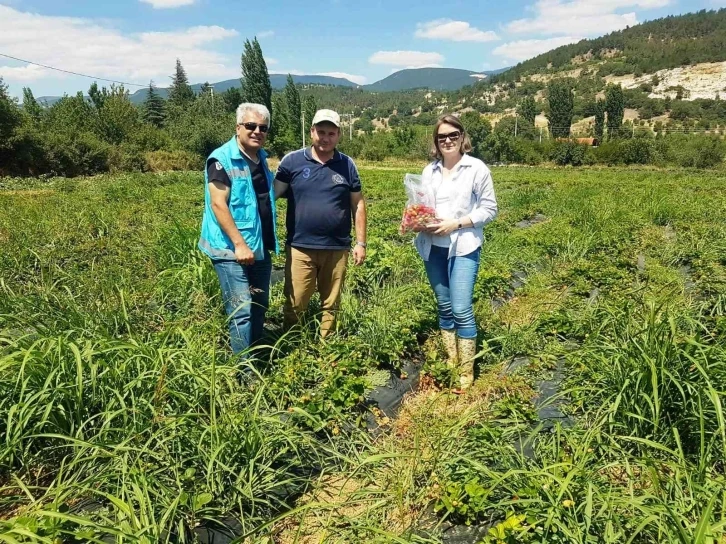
left=353, top=244, right=366, bottom=265
left=234, top=242, right=255, bottom=265
left=427, top=219, right=459, bottom=236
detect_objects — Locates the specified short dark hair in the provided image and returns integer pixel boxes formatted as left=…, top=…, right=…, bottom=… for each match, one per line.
left=431, top=114, right=473, bottom=160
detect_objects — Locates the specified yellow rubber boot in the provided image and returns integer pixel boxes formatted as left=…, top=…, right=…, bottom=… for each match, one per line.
left=441, top=329, right=458, bottom=369
left=456, top=337, right=477, bottom=392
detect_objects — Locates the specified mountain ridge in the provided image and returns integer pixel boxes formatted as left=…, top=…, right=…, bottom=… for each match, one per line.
left=36, top=67, right=510, bottom=105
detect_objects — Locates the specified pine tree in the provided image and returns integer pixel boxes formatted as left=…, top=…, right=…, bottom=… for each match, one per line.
left=303, top=95, right=317, bottom=130
left=605, top=84, right=625, bottom=138
left=0, top=77, right=20, bottom=146
left=22, top=87, right=43, bottom=122
left=168, top=59, right=195, bottom=107
left=594, top=100, right=605, bottom=140
left=519, top=95, right=538, bottom=127
left=240, top=38, right=272, bottom=117
left=547, top=79, right=574, bottom=138
left=283, top=74, right=302, bottom=144
left=143, top=81, right=166, bottom=128
left=223, top=87, right=242, bottom=114
left=88, top=82, right=107, bottom=110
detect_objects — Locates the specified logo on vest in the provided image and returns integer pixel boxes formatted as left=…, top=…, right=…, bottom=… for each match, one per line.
left=215, top=162, right=223, bottom=170
left=303, top=167, right=311, bottom=179
left=332, top=173, right=345, bottom=185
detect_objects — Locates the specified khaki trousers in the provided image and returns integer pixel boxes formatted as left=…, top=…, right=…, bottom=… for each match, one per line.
left=283, top=246, right=349, bottom=337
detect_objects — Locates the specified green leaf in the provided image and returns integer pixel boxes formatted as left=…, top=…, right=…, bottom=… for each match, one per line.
left=193, top=492, right=213, bottom=510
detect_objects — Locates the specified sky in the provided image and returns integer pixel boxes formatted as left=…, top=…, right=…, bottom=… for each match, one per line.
left=0, top=0, right=724, bottom=99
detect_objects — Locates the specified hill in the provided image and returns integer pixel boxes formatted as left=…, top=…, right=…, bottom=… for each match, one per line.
left=494, top=8, right=726, bottom=82
left=425, top=8, right=726, bottom=137
left=364, top=67, right=506, bottom=92
left=37, top=68, right=510, bottom=106
left=38, top=73, right=359, bottom=106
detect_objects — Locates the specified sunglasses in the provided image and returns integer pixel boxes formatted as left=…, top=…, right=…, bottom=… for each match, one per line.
left=436, top=130, right=461, bottom=143
left=239, top=122, right=269, bottom=133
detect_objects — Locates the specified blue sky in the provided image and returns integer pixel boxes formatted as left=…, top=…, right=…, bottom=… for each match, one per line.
left=0, top=0, right=724, bottom=98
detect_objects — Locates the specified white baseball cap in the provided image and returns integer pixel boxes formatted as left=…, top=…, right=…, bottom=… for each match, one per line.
left=311, top=109, right=340, bottom=127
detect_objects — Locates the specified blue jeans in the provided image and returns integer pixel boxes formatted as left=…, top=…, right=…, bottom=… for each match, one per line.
left=212, top=252, right=272, bottom=356
left=423, top=245, right=480, bottom=339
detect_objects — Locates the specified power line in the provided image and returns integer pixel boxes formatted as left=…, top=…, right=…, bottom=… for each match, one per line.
left=0, top=52, right=147, bottom=88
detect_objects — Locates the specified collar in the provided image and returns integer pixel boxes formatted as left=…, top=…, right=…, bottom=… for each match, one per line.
left=432, top=153, right=474, bottom=172
left=228, top=136, right=268, bottom=162
left=303, top=147, right=341, bottom=164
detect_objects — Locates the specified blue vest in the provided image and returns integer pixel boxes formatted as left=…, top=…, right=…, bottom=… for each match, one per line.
left=198, top=136, right=279, bottom=261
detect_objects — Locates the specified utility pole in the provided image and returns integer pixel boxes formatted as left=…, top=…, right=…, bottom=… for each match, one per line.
left=302, top=110, right=305, bottom=148
left=210, top=87, right=214, bottom=106
left=349, top=113, right=353, bottom=140
left=539, top=126, right=542, bottom=144
left=514, top=114, right=518, bottom=138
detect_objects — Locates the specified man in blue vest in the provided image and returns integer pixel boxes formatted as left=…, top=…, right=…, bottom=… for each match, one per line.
left=198, top=103, right=278, bottom=357
left=274, top=109, right=367, bottom=337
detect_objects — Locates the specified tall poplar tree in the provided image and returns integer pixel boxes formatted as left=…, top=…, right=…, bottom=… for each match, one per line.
left=546, top=79, right=574, bottom=138
left=284, top=74, right=302, bottom=144
left=605, top=84, right=625, bottom=139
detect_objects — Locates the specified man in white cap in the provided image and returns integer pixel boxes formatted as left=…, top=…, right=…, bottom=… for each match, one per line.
left=274, top=109, right=367, bottom=337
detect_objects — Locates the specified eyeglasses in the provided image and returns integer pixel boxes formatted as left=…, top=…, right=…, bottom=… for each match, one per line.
left=239, top=122, right=269, bottom=133
left=437, top=131, right=461, bottom=143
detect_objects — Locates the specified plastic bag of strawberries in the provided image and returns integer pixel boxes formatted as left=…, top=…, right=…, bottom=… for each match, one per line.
left=399, top=174, right=437, bottom=234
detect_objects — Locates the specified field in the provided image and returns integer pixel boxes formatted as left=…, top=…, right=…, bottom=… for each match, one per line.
left=1, top=164, right=725, bottom=543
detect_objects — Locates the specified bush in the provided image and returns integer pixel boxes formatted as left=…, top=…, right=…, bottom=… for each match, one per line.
left=593, top=140, right=624, bottom=165
left=550, top=141, right=589, bottom=166
left=360, top=139, right=387, bottom=161
left=108, top=144, right=147, bottom=173
left=130, top=125, right=171, bottom=152
left=42, top=132, right=110, bottom=177
left=145, top=150, right=202, bottom=172
left=3, top=125, right=47, bottom=176
left=478, top=132, right=527, bottom=164
left=516, top=140, right=547, bottom=165
left=620, top=138, right=655, bottom=165
left=337, top=137, right=364, bottom=159
left=667, top=135, right=726, bottom=168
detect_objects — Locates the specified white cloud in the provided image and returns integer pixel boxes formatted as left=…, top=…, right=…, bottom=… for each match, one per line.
left=265, top=57, right=279, bottom=66
left=415, top=19, right=499, bottom=42
left=0, top=63, right=49, bottom=82
left=0, top=5, right=238, bottom=90
left=257, top=30, right=274, bottom=38
left=317, top=72, right=367, bottom=85
left=140, top=0, right=195, bottom=8
left=507, top=0, right=670, bottom=36
left=492, top=36, right=584, bottom=62
left=369, top=50, right=445, bottom=68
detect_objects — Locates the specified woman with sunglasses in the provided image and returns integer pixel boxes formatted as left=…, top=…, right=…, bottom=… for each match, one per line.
left=415, top=114, right=498, bottom=392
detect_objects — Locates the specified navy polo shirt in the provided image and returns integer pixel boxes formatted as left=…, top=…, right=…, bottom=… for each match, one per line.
left=275, top=148, right=362, bottom=250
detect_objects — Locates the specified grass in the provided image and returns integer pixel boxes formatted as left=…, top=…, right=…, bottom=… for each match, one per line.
left=1, top=164, right=725, bottom=542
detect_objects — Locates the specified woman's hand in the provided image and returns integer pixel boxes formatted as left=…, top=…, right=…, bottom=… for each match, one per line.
left=426, top=219, right=459, bottom=235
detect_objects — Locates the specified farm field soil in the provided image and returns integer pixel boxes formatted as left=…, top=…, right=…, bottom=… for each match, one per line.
left=1, top=165, right=725, bottom=543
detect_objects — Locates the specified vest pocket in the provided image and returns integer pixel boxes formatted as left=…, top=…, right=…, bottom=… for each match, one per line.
left=229, top=179, right=254, bottom=223
left=234, top=220, right=256, bottom=246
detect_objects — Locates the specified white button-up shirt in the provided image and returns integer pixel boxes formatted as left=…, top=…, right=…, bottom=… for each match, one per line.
left=414, top=154, right=498, bottom=261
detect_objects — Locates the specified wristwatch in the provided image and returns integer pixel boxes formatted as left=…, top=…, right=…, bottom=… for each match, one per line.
left=457, top=220, right=463, bottom=230
left=356, top=241, right=367, bottom=248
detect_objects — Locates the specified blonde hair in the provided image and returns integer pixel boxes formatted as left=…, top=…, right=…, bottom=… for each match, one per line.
left=431, top=114, right=472, bottom=160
